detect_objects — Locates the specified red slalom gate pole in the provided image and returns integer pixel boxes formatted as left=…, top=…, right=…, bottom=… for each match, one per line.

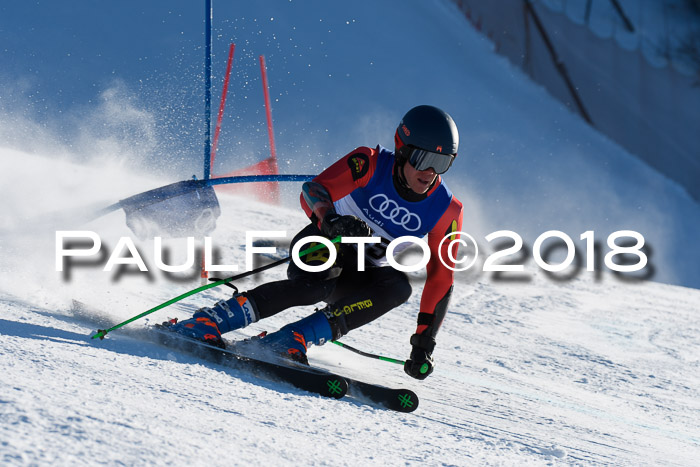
left=259, top=55, right=277, bottom=161
left=259, top=55, right=280, bottom=204
left=210, top=43, right=236, bottom=173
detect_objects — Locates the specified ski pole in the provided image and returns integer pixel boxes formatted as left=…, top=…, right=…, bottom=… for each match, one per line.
left=331, top=340, right=405, bottom=365
left=91, top=236, right=341, bottom=340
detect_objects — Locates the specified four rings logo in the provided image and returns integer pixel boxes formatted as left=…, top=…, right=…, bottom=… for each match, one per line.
left=368, top=194, right=421, bottom=232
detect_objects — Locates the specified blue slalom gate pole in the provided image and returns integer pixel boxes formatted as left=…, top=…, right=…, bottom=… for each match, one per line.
left=203, top=0, right=213, bottom=180
left=88, top=174, right=316, bottom=230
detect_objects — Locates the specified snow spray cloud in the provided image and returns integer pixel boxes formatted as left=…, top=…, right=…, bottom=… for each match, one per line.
left=0, top=80, right=193, bottom=307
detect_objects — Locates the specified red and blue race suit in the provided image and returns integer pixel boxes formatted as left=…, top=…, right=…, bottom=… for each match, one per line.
left=300, top=145, right=463, bottom=339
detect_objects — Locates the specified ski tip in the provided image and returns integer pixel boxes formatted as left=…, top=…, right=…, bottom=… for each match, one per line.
left=394, top=390, right=419, bottom=413
left=322, top=377, right=348, bottom=399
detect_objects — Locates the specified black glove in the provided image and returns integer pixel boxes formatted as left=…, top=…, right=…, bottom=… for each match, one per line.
left=404, top=333, right=436, bottom=380
left=321, top=213, right=371, bottom=238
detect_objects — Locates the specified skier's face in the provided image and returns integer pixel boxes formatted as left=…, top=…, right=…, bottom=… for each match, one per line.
left=403, top=161, right=438, bottom=194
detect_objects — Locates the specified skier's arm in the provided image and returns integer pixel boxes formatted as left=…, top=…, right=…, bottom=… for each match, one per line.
left=405, top=197, right=463, bottom=379
left=419, top=197, right=463, bottom=337
left=300, top=146, right=376, bottom=229
left=300, top=182, right=335, bottom=229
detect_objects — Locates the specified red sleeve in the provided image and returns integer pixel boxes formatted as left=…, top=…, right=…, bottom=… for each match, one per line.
left=416, top=196, right=463, bottom=335
left=299, top=146, right=378, bottom=216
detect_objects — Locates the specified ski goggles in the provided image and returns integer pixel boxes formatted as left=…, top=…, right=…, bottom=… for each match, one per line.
left=401, top=146, right=456, bottom=174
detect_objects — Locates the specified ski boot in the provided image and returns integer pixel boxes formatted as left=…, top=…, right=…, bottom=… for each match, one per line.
left=261, top=306, right=346, bottom=365
left=169, top=294, right=259, bottom=348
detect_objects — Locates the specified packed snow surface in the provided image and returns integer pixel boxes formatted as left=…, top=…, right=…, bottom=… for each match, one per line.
left=0, top=158, right=698, bottom=465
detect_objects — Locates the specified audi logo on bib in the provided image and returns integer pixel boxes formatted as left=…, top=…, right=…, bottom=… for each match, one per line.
left=369, top=194, right=421, bottom=232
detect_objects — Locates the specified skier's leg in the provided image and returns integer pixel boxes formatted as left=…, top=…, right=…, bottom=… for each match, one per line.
left=171, top=224, right=348, bottom=344
left=243, top=222, right=356, bottom=319
left=261, top=265, right=412, bottom=363
left=323, top=265, right=412, bottom=334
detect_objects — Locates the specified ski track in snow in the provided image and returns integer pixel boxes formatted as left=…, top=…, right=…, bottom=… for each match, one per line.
left=1, top=188, right=699, bottom=466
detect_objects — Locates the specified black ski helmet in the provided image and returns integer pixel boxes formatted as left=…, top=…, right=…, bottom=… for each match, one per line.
left=394, top=105, right=459, bottom=166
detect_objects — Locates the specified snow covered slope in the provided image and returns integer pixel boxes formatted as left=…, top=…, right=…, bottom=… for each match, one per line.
left=0, top=154, right=699, bottom=465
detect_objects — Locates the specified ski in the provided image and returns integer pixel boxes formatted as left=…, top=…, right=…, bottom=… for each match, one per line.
left=73, top=300, right=418, bottom=412
left=149, top=324, right=349, bottom=400
left=345, top=377, right=419, bottom=413
left=150, top=325, right=419, bottom=412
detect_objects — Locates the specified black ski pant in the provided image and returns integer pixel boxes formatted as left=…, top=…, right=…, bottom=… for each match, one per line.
left=245, top=224, right=412, bottom=335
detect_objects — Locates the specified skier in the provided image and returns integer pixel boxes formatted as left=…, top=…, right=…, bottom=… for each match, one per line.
left=171, top=105, right=463, bottom=380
